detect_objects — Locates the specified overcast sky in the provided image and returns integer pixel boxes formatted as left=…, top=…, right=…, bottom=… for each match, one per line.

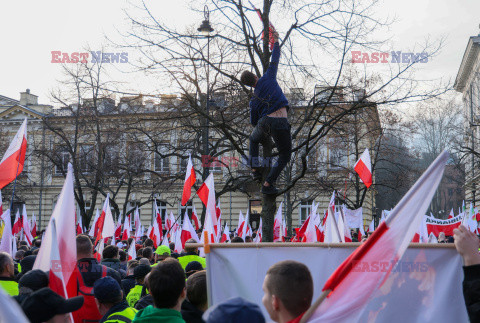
left=0, top=0, right=478, bottom=106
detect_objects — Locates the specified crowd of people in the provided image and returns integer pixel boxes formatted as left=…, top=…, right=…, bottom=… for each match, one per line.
left=0, top=224, right=478, bottom=323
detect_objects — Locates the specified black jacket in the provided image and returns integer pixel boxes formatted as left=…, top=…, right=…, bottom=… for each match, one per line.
left=99, top=300, right=130, bottom=323
left=181, top=299, right=205, bottom=323
left=121, top=275, right=136, bottom=296
left=135, top=294, right=153, bottom=310
left=101, top=259, right=127, bottom=278
left=463, top=264, right=480, bottom=322
left=77, top=258, right=122, bottom=287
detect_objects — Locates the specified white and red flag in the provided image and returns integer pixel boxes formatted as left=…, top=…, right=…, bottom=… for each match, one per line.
left=127, top=239, right=136, bottom=260
left=88, top=208, right=100, bottom=237
left=191, top=204, right=200, bottom=231
left=181, top=155, right=196, bottom=205
left=12, top=210, right=22, bottom=236
left=31, top=212, right=37, bottom=238
left=150, top=201, right=163, bottom=248
left=254, top=218, right=262, bottom=243
left=273, top=202, right=283, bottom=242
left=354, top=148, right=373, bottom=188
left=0, top=118, right=27, bottom=190
left=121, top=214, right=130, bottom=240
left=134, top=207, right=142, bottom=239
left=22, top=205, right=33, bottom=245
left=305, top=151, right=448, bottom=322
left=236, top=211, right=246, bottom=237
left=201, top=210, right=217, bottom=243
left=180, top=211, right=200, bottom=248
left=196, top=173, right=218, bottom=234
left=0, top=210, right=12, bottom=255
left=220, top=223, right=230, bottom=243
left=33, top=163, right=77, bottom=298
left=114, top=213, right=122, bottom=240
left=241, top=211, right=250, bottom=240
left=94, top=194, right=115, bottom=245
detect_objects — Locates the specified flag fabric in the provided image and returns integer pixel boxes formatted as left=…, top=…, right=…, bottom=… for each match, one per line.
left=247, top=0, right=276, bottom=50
left=273, top=202, right=283, bottom=242
left=0, top=210, right=12, bottom=255
left=174, top=226, right=183, bottom=253
left=412, top=215, right=429, bottom=243
left=127, top=240, right=136, bottom=260
left=121, top=214, right=130, bottom=240
left=241, top=211, right=250, bottom=241
left=181, top=155, right=196, bottom=205
left=114, top=213, right=122, bottom=239
left=202, top=210, right=217, bottom=243
left=254, top=218, right=262, bottom=242
left=448, top=208, right=454, bottom=219
left=0, top=118, right=27, bottom=190
left=191, top=204, right=200, bottom=231
left=88, top=209, right=100, bottom=237
left=180, top=211, right=200, bottom=248
left=197, top=173, right=218, bottom=233
left=22, top=205, right=33, bottom=245
left=354, top=148, right=373, bottom=188
left=428, top=232, right=438, bottom=243
left=236, top=211, right=246, bottom=237
left=31, top=212, right=37, bottom=238
left=12, top=210, right=21, bottom=236
left=33, top=163, right=77, bottom=298
left=150, top=201, right=163, bottom=248
left=94, top=194, right=115, bottom=245
left=134, top=207, right=142, bottom=239
left=307, top=151, right=448, bottom=322
left=0, top=284, right=29, bottom=323
left=220, top=223, right=230, bottom=243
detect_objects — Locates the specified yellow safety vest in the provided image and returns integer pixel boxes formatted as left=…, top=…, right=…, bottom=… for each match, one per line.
left=178, top=254, right=206, bottom=270
left=126, top=285, right=148, bottom=307
left=104, top=307, right=137, bottom=323
left=0, top=279, right=19, bottom=296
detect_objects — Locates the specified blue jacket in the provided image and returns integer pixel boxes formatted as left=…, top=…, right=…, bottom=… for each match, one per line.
left=249, top=42, right=289, bottom=126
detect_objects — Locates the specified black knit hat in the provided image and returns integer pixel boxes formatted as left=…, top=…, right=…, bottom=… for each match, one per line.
left=18, top=269, right=49, bottom=291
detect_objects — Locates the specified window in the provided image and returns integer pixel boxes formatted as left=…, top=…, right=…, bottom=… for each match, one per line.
left=306, top=148, right=317, bottom=170
left=154, top=145, right=170, bottom=174
left=299, top=200, right=313, bottom=224
left=104, top=144, right=119, bottom=174
left=155, top=200, right=167, bottom=222
left=328, top=137, right=345, bottom=169
left=55, top=146, right=70, bottom=175
left=79, top=144, right=94, bottom=174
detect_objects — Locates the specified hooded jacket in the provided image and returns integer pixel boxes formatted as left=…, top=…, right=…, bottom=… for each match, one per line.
left=133, top=305, right=185, bottom=323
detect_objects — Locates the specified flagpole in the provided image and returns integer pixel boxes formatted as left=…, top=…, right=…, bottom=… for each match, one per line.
left=299, top=289, right=331, bottom=323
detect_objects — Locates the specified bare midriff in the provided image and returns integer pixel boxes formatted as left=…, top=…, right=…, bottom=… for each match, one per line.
left=267, top=107, right=288, bottom=118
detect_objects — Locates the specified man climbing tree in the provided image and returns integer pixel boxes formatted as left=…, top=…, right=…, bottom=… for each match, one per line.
left=241, top=31, right=292, bottom=195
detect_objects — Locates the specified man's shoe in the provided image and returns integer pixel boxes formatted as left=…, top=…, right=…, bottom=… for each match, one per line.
left=261, top=185, right=278, bottom=195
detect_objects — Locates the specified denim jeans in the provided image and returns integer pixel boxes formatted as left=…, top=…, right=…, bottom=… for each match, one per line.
left=249, top=116, right=292, bottom=185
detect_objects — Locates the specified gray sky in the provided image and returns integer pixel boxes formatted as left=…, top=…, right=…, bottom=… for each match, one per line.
left=0, top=0, right=478, bottom=106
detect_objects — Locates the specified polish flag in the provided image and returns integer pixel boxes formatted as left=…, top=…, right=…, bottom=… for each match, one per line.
left=173, top=226, right=183, bottom=253
left=236, top=211, right=245, bottom=237
left=196, top=173, right=218, bottom=234
left=367, top=220, right=374, bottom=233
left=166, top=212, right=173, bottom=232
left=12, top=210, right=22, bottom=235
left=241, top=211, right=250, bottom=240
left=0, top=118, right=27, bottom=190
left=181, top=155, right=196, bottom=205
left=94, top=194, right=115, bottom=245
left=201, top=210, right=217, bottom=243
left=191, top=204, right=200, bottom=231
left=220, top=223, right=230, bottom=243
left=412, top=215, right=429, bottom=243
left=0, top=210, right=13, bottom=255
left=354, top=148, right=373, bottom=188
left=169, top=212, right=178, bottom=233
left=121, top=214, right=130, bottom=240
left=154, top=202, right=164, bottom=239
left=33, top=163, right=77, bottom=298
left=127, top=240, right=136, bottom=260
left=253, top=218, right=263, bottom=243
left=303, top=210, right=319, bottom=242
left=31, top=212, right=37, bottom=238
left=297, top=216, right=310, bottom=240
left=150, top=201, right=163, bottom=247
left=448, top=208, right=454, bottom=219
left=22, top=205, right=33, bottom=245
left=76, top=214, right=83, bottom=235
left=134, top=207, right=142, bottom=239
left=181, top=211, right=200, bottom=248
left=306, top=151, right=448, bottom=322
left=273, top=202, right=283, bottom=242
left=88, top=209, right=100, bottom=237
left=114, top=213, right=122, bottom=239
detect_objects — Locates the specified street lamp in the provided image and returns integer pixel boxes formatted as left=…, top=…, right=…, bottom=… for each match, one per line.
left=198, top=5, right=214, bottom=180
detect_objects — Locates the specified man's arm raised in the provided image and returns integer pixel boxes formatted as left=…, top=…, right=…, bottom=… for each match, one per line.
left=265, top=31, right=280, bottom=79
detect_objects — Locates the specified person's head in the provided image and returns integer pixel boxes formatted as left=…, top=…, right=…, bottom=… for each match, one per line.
left=18, top=245, right=29, bottom=252
left=15, top=250, right=25, bottom=261
left=240, top=71, right=258, bottom=87
left=262, top=260, right=313, bottom=322
left=0, top=252, right=15, bottom=278
left=137, top=248, right=144, bottom=258
left=155, top=245, right=172, bottom=262
left=18, top=269, right=49, bottom=295
left=102, top=245, right=119, bottom=260
left=144, top=238, right=154, bottom=248
left=19, top=240, right=28, bottom=247
left=139, top=257, right=151, bottom=266
left=20, top=255, right=37, bottom=274
left=203, top=297, right=265, bottom=323
left=169, top=242, right=175, bottom=252
left=94, top=276, right=123, bottom=315
left=34, top=239, right=42, bottom=248
left=76, top=235, right=93, bottom=259
left=21, top=287, right=84, bottom=323
left=231, top=237, right=244, bottom=243
left=438, top=232, right=446, bottom=241
left=186, top=271, right=208, bottom=312
left=134, top=264, right=151, bottom=285
left=184, top=238, right=198, bottom=254
left=185, top=261, right=203, bottom=278
left=118, top=250, right=126, bottom=263
left=148, top=258, right=186, bottom=310
left=245, top=236, right=252, bottom=243
left=127, top=260, right=139, bottom=275
left=143, top=247, right=154, bottom=261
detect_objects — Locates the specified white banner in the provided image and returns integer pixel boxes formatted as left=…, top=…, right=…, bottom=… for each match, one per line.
left=206, top=245, right=468, bottom=322
left=343, top=207, right=363, bottom=229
